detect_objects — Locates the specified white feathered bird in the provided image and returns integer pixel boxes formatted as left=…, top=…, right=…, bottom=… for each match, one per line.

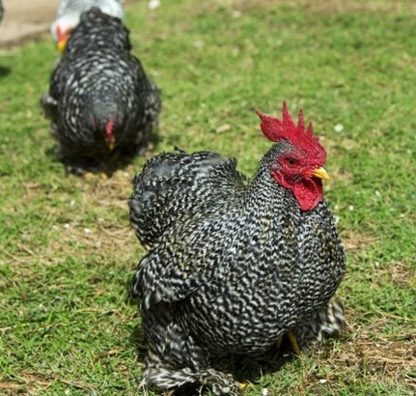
left=51, top=0, right=124, bottom=51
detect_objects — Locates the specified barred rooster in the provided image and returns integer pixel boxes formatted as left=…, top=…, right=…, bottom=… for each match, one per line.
left=42, top=8, right=161, bottom=174
left=51, top=0, right=124, bottom=51
left=129, top=103, right=346, bottom=394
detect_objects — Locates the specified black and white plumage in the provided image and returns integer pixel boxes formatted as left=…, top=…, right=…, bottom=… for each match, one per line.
left=51, top=0, right=124, bottom=50
left=129, top=105, right=346, bottom=394
left=42, top=8, right=161, bottom=173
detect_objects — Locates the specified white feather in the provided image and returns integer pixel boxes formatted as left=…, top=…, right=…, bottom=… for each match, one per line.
left=51, top=0, right=124, bottom=41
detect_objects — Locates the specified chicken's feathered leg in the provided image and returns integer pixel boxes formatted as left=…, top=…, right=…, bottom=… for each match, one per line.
left=140, top=303, right=239, bottom=395
left=292, top=297, right=345, bottom=352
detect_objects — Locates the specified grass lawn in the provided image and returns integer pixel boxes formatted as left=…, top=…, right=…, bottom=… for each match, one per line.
left=0, top=0, right=415, bottom=394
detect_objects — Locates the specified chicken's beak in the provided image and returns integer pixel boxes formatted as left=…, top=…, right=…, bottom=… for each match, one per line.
left=57, top=38, right=68, bottom=53
left=55, top=26, right=72, bottom=53
left=312, top=167, right=330, bottom=181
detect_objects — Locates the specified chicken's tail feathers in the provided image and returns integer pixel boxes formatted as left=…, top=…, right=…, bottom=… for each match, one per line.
left=129, top=151, right=233, bottom=247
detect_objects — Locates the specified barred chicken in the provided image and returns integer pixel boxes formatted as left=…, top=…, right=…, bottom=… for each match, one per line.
left=129, top=103, right=346, bottom=395
left=51, top=0, right=124, bottom=51
left=42, top=8, right=160, bottom=174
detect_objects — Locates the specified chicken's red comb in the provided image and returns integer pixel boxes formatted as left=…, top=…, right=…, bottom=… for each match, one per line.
left=256, top=101, right=326, bottom=163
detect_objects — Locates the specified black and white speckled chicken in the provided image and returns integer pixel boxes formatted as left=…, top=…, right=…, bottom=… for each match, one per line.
left=42, top=7, right=160, bottom=174
left=129, top=103, right=346, bottom=395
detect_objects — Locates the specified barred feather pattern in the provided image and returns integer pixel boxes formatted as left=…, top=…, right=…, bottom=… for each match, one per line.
left=129, top=150, right=247, bottom=248
left=129, top=143, right=346, bottom=394
left=42, top=8, right=161, bottom=173
left=294, top=297, right=346, bottom=351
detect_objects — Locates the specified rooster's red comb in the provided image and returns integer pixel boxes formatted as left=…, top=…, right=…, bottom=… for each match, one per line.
left=256, top=102, right=326, bottom=163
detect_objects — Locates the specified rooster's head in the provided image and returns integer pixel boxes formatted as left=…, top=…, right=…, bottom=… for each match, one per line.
left=256, top=102, right=328, bottom=212
left=51, top=17, right=76, bottom=52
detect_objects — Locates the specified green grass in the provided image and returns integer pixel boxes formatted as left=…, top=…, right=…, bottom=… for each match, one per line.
left=1, top=0, right=415, bottom=394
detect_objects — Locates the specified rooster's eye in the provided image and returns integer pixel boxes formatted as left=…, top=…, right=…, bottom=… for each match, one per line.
left=286, top=158, right=297, bottom=167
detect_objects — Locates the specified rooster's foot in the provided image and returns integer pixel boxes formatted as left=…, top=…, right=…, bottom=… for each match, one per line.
left=287, top=330, right=301, bottom=355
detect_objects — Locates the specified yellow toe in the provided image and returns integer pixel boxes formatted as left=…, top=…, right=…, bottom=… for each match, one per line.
left=287, top=330, right=301, bottom=355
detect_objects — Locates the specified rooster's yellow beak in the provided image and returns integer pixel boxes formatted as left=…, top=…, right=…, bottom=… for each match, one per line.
left=312, top=167, right=330, bottom=181
left=57, top=38, right=68, bottom=53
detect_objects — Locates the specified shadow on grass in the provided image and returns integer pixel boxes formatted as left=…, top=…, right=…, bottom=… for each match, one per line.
left=0, top=65, right=11, bottom=78
left=233, top=344, right=296, bottom=385
left=44, top=132, right=159, bottom=177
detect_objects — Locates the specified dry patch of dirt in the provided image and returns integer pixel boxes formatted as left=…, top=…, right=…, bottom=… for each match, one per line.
left=387, top=261, right=415, bottom=288
left=0, top=0, right=136, bottom=49
left=0, top=0, right=58, bottom=48
left=291, top=321, right=416, bottom=394
left=4, top=166, right=141, bottom=269
left=0, top=381, right=21, bottom=396
left=0, top=371, right=94, bottom=395
left=341, top=230, right=378, bottom=251
left=44, top=166, right=140, bottom=265
left=330, top=167, right=354, bottom=182
left=46, top=220, right=136, bottom=264
left=77, top=165, right=135, bottom=210
left=368, top=259, right=416, bottom=292
left=334, top=326, right=415, bottom=388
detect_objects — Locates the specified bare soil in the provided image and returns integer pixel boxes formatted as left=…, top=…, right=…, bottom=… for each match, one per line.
left=0, top=0, right=135, bottom=48
left=0, top=0, right=59, bottom=47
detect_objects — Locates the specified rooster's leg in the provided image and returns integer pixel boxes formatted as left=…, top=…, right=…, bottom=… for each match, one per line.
left=141, top=304, right=239, bottom=395
left=287, top=330, right=301, bottom=355
left=198, top=368, right=239, bottom=396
